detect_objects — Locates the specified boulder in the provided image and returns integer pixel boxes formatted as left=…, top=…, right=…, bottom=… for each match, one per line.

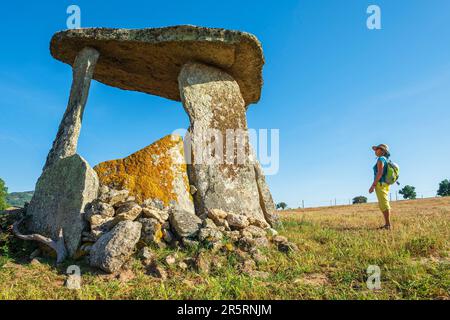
left=26, top=154, right=99, bottom=257
left=170, top=209, right=202, bottom=238
left=94, top=134, right=195, bottom=214
left=89, top=221, right=142, bottom=273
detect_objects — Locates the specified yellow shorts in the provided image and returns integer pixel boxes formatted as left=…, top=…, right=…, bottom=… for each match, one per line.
left=375, top=182, right=391, bottom=212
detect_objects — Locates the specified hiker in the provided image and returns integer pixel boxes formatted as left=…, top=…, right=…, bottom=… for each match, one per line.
left=369, top=144, right=392, bottom=230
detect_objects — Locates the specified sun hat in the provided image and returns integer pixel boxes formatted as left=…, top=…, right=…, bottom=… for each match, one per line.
left=372, top=144, right=390, bottom=157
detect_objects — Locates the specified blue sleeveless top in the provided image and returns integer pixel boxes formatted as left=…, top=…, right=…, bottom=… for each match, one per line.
left=373, top=156, right=388, bottom=183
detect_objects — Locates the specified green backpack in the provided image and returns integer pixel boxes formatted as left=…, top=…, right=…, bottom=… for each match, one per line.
left=385, top=160, right=400, bottom=185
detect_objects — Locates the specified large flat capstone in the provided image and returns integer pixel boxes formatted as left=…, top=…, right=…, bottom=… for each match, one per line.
left=50, top=25, right=264, bottom=106
left=26, top=154, right=99, bottom=257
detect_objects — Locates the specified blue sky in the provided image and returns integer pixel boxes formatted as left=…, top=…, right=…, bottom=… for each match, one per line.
left=1, top=1, right=449, bottom=207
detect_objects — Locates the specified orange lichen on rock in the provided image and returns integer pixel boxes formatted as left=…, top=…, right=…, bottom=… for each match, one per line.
left=94, top=134, right=193, bottom=210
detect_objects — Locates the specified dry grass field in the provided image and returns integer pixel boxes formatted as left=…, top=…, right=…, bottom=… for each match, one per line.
left=0, top=197, right=449, bottom=300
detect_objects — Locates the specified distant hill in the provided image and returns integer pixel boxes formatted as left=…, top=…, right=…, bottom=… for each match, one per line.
left=6, top=191, right=34, bottom=207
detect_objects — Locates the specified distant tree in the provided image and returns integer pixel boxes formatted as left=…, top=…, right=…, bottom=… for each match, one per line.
left=352, top=196, right=368, bottom=204
left=399, top=185, right=417, bottom=200
left=276, top=202, right=287, bottom=210
left=0, top=178, right=8, bottom=210
left=437, top=179, right=450, bottom=197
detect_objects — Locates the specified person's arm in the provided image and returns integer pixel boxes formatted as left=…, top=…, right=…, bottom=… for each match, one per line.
left=369, top=160, right=384, bottom=193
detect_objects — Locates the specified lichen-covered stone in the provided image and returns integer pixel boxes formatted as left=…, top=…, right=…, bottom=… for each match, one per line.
left=114, top=202, right=142, bottom=221
left=89, top=221, right=141, bottom=273
left=94, top=134, right=194, bottom=213
left=50, top=26, right=264, bottom=106
left=26, top=154, right=99, bottom=257
left=170, top=209, right=202, bottom=239
left=179, top=62, right=268, bottom=224
left=138, top=218, right=163, bottom=245
left=227, top=213, right=250, bottom=229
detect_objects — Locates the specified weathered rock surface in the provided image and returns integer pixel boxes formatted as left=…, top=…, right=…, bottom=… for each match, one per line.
left=44, top=48, right=99, bottom=170
left=114, top=201, right=142, bottom=221
left=170, top=209, right=202, bottom=238
left=142, top=206, right=169, bottom=223
left=227, top=213, right=250, bottom=229
left=98, top=187, right=129, bottom=206
left=50, top=26, right=264, bottom=106
left=26, top=154, right=99, bottom=257
left=180, top=62, right=268, bottom=224
left=198, top=227, right=223, bottom=243
left=138, top=218, right=163, bottom=245
left=89, top=221, right=142, bottom=273
left=85, top=200, right=115, bottom=220
left=94, top=134, right=194, bottom=214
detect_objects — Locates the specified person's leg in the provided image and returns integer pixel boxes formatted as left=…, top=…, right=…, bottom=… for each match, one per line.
left=382, top=209, right=391, bottom=228
left=375, top=183, right=391, bottom=229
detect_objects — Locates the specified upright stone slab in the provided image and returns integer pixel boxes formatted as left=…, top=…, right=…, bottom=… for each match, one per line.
left=179, top=62, right=266, bottom=222
left=44, top=47, right=99, bottom=170
left=26, top=154, right=99, bottom=257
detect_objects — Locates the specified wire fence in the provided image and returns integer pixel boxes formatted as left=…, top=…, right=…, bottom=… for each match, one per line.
left=290, top=190, right=440, bottom=209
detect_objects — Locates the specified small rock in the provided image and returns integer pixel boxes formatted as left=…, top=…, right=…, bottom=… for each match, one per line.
left=266, top=228, right=278, bottom=236
left=248, top=217, right=270, bottom=229
left=143, top=198, right=165, bottom=210
left=30, top=258, right=41, bottom=266
left=272, top=235, right=288, bottom=244
left=244, top=225, right=267, bottom=238
left=99, top=188, right=129, bottom=206
left=142, top=206, right=169, bottom=223
left=198, top=227, right=223, bottom=243
left=115, top=202, right=142, bottom=221
left=85, top=200, right=115, bottom=220
left=170, top=209, right=202, bottom=238
left=207, top=208, right=228, bottom=221
left=165, top=255, right=176, bottom=265
left=189, top=185, right=197, bottom=195
left=139, top=218, right=163, bottom=245
left=202, top=218, right=218, bottom=229
left=226, top=213, right=250, bottom=229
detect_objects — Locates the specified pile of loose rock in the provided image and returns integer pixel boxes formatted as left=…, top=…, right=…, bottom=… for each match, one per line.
left=80, top=185, right=297, bottom=275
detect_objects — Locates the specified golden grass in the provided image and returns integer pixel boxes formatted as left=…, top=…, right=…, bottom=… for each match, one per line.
left=1, top=197, right=449, bottom=300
